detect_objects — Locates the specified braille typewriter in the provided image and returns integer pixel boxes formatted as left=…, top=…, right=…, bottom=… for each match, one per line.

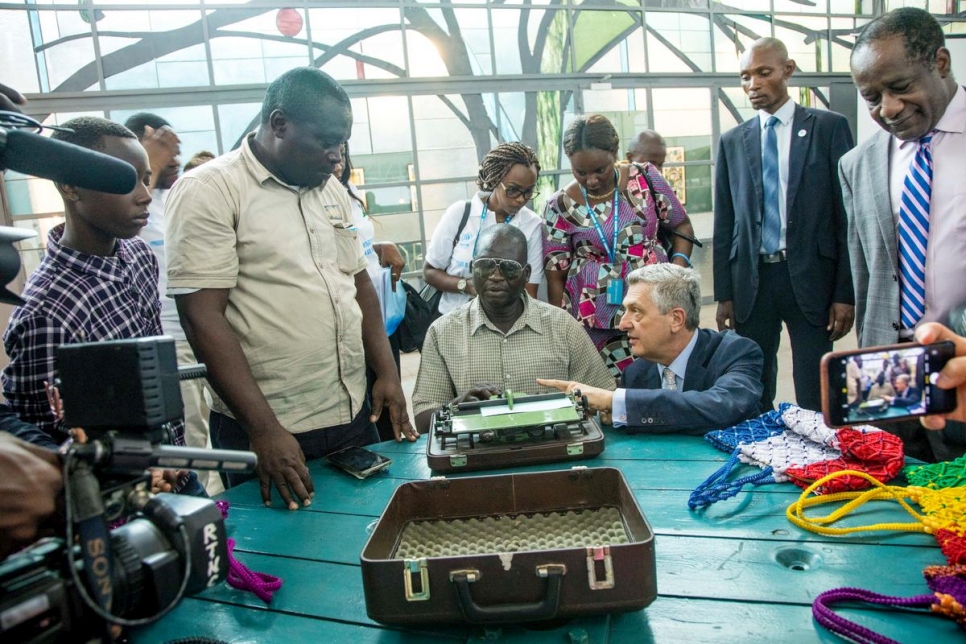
left=426, top=391, right=605, bottom=473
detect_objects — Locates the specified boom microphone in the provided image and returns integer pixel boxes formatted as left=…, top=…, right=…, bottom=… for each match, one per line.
left=0, top=126, right=137, bottom=194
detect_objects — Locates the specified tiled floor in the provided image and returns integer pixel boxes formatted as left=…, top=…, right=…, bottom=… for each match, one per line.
left=397, top=302, right=859, bottom=421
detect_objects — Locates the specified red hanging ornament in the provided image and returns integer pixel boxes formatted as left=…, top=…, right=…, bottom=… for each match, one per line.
left=276, top=8, right=304, bottom=38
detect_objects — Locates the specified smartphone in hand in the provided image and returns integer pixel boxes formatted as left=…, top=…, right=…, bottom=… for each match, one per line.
left=821, top=341, right=957, bottom=427
left=327, top=446, right=392, bottom=480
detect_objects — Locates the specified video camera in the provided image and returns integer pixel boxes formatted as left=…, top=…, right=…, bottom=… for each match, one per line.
left=0, top=337, right=257, bottom=643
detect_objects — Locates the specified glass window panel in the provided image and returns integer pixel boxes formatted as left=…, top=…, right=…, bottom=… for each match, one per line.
left=583, top=88, right=650, bottom=156
left=775, top=0, right=829, bottom=13
left=420, top=181, right=480, bottom=246
left=217, top=103, right=260, bottom=153
left=712, top=15, right=764, bottom=74
left=718, top=87, right=755, bottom=133
left=110, top=105, right=217, bottom=165
left=208, top=9, right=310, bottom=86
left=37, top=11, right=97, bottom=90
left=790, top=86, right=831, bottom=110
left=643, top=12, right=712, bottom=72
left=775, top=16, right=830, bottom=73
left=357, top=96, right=413, bottom=156
left=5, top=172, right=64, bottom=218
left=830, top=17, right=869, bottom=72
left=535, top=90, right=577, bottom=203
left=717, top=0, right=771, bottom=9
left=0, top=11, right=40, bottom=93
left=573, top=9, right=645, bottom=74
left=830, top=0, right=876, bottom=12
left=403, top=7, right=491, bottom=77
left=651, top=88, right=712, bottom=218
left=412, top=94, right=482, bottom=181
left=492, top=6, right=566, bottom=75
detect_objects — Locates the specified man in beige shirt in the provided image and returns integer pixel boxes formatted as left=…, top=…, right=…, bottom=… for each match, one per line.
left=165, top=68, right=415, bottom=511
left=412, top=225, right=614, bottom=433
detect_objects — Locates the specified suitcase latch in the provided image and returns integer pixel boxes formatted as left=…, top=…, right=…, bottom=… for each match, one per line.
left=449, top=455, right=467, bottom=467
left=403, top=558, right=430, bottom=601
left=566, top=443, right=584, bottom=456
left=536, top=563, right=567, bottom=578
left=586, top=546, right=615, bottom=590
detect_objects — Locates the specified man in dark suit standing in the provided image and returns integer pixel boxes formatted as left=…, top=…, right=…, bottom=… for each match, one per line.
left=713, top=37, right=855, bottom=413
left=539, top=264, right=763, bottom=435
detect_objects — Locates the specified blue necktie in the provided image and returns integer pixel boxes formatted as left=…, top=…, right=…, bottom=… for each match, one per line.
left=898, top=131, right=936, bottom=330
left=761, top=115, right=781, bottom=254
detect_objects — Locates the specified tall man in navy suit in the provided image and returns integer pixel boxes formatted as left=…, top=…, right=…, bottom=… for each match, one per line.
left=713, top=37, right=855, bottom=413
left=539, top=264, right=763, bottom=435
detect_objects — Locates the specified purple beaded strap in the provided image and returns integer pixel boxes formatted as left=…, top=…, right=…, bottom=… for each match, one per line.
left=226, top=538, right=283, bottom=603
left=217, top=501, right=284, bottom=604
left=813, top=587, right=934, bottom=644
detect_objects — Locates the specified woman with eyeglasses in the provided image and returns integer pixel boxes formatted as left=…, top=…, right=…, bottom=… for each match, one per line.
left=544, top=114, right=695, bottom=378
left=422, top=142, right=544, bottom=316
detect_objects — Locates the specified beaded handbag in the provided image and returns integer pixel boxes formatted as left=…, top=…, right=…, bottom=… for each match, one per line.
left=813, top=564, right=966, bottom=643
left=787, top=463, right=966, bottom=642
left=689, top=404, right=905, bottom=509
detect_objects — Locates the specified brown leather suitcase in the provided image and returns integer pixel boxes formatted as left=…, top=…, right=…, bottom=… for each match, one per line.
left=360, top=467, right=656, bottom=626
left=426, top=392, right=605, bottom=473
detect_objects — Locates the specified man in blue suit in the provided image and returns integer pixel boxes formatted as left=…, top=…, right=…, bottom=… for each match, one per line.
left=539, top=264, right=763, bottom=435
left=713, top=37, right=855, bottom=413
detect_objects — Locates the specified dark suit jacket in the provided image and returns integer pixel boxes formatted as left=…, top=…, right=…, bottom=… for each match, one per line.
left=891, top=386, right=922, bottom=408
left=622, top=328, right=764, bottom=435
left=713, top=104, right=855, bottom=326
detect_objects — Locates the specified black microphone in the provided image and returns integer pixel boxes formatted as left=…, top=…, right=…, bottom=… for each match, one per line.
left=0, top=127, right=137, bottom=194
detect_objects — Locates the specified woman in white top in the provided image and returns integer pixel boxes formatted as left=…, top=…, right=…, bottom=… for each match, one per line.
left=422, top=142, right=545, bottom=316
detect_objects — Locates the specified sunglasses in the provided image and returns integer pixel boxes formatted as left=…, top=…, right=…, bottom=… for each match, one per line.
left=500, top=182, right=536, bottom=200
left=472, top=258, right=524, bottom=280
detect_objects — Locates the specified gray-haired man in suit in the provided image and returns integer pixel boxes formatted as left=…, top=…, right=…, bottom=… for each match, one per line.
left=840, top=8, right=966, bottom=462
left=539, top=264, right=764, bottom=435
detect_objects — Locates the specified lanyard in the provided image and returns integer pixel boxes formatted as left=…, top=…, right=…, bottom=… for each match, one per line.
left=579, top=168, right=620, bottom=265
left=471, top=195, right=513, bottom=258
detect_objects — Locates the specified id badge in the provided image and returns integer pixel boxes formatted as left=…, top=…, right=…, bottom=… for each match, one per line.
left=606, top=278, right=624, bottom=305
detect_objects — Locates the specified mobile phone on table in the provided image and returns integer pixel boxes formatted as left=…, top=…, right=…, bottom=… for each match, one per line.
left=327, top=446, right=392, bottom=479
left=821, top=341, right=957, bottom=427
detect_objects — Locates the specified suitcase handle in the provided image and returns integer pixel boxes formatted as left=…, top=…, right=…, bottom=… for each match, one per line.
left=450, top=564, right=566, bottom=624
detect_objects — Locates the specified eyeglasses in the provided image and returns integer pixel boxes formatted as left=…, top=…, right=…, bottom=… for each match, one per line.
left=472, top=258, right=524, bottom=280
left=500, top=182, right=536, bottom=200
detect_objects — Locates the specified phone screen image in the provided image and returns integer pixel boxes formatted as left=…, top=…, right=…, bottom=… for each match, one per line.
left=328, top=447, right=391, bottom=478
left=831, top=343, right=953, bottom=425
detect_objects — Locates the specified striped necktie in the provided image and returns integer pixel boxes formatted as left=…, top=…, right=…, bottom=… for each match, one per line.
left=898, top=131, right=936, bottom=330
left=662, top=366, right=677, bottom=391
left=761, top=115, right=782, bottom=254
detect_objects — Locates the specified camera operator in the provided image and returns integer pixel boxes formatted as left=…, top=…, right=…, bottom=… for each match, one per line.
left=917, top=322, right=966, bottom=431
left=0, top=432, right=62, bottom=559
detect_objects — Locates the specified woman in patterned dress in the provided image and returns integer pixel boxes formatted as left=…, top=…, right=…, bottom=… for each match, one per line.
left=543, top=114, right=695, bottom=378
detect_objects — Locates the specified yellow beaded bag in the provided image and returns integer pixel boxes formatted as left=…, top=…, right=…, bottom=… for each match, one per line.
left=786, top=469, right=966, bottom=565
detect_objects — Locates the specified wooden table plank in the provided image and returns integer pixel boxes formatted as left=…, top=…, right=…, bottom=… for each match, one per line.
left=134, top=435, right=949, bottom=643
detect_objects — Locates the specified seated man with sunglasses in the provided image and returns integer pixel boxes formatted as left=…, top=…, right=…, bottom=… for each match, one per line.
left=540, top=264, right=764, bottom=435
left=412, top=226, right=614, bottom=433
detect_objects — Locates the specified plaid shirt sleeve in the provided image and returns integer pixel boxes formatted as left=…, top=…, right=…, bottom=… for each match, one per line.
left=2, top=311, right=71, bottom=439
left=411, top=322, right=459, bottom=418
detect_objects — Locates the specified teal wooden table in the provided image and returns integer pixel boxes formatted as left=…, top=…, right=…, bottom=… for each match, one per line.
left=134, top=431, right=958, bottom=643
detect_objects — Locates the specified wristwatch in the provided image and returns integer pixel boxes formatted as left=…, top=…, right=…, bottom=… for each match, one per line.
left=456, top=278, right=468, bottom=294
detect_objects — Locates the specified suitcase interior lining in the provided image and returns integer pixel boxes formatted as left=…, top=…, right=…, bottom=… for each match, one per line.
left=393, top=506, right=630, bottom=559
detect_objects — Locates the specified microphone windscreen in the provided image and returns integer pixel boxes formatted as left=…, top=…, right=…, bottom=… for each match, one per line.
left=1, top=128, right=138, bottom=194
